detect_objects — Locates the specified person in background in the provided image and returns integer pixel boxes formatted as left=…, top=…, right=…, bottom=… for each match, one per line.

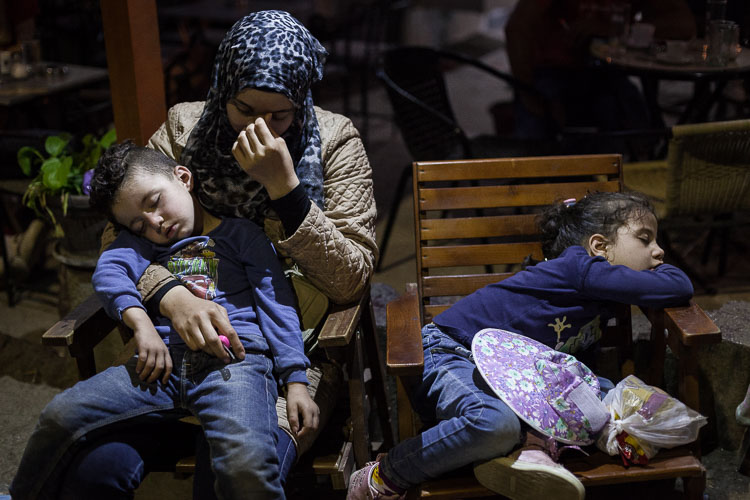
left=505, top=0, right=696, bottom=139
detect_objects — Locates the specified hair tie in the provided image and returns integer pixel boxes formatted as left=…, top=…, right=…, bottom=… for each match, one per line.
left=563, top=198, right=576, bottom=207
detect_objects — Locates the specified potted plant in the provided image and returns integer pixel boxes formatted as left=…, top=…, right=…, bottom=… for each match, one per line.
left=17, top=128, right=116, bottom=262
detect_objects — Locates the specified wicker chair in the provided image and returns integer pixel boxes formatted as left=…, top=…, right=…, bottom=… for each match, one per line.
left=623, top=119, right=750, bottom=292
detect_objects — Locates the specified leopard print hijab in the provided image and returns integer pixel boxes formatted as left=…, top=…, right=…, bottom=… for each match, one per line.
left=181, top=10, right=327, bottom=224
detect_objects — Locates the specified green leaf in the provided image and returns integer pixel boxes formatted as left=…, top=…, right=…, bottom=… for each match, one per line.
left=45, top=135, right=69, bottom=157
left=41, top=157, right=70, bottom=190
left=100, top=128, right=117, bottom=148
left=17, top=146, right=43, bottom=176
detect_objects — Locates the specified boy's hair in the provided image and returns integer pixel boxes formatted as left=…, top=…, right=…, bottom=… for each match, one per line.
left=89, top=140, right=179, bottom=223
left=537, top=191, right=655, bottom=259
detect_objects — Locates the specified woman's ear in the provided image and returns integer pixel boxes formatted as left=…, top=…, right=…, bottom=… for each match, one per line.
left=174, top=165, right=194, bottom=191
left=587, top=234, right=609, bottom=260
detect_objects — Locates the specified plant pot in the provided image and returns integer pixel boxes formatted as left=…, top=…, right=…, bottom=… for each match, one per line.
left=48, top=193, right=107, bottom=267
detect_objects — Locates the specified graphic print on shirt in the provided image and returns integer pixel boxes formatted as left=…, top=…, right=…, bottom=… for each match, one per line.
left=167, top=239, right=219, bottom=300
left=554, top=315, right=602, bottom=353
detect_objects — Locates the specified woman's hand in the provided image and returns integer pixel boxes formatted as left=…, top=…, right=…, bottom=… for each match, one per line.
left=232, top=117, right=300, bottom=200
left=286, top=382, right=320, bottom=438
left=159, top=286, right=245, bottom=362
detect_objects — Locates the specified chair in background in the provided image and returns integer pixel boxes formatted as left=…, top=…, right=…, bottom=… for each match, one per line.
left=386, top=154, right=721, bottom=499
left=374, top=45, right=559, bottom=271
left=624, top=119, right=750, bottom=293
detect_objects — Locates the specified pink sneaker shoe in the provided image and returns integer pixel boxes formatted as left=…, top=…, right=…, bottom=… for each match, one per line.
left=347, top=461, right=404, bottom=500
left=474, top=448, right=585, bottom=500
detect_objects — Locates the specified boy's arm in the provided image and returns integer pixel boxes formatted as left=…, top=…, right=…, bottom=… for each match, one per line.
left=122, top=306, right=172, bottom=384
left=242, top=226, right=311, bottom=385
left=93, top=231, right=158, bottom=320
left=581, top=259, right=694, bottom=308
left=242, top=224, right=318, bottom=435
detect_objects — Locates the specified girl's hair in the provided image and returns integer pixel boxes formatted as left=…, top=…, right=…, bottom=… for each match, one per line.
left=537, top=191, right=655, bottom=259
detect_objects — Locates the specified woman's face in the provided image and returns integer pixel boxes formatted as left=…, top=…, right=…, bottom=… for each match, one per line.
left=226, top=88, right=296, bottom=136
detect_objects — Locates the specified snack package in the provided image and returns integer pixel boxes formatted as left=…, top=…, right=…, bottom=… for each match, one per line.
left=596, top=375, right=707, bottom=465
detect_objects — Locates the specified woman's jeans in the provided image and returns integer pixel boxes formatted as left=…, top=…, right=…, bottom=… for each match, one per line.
left=10, top=346, right=284, bottom=500
left=379, top=324, right=523, bottom=490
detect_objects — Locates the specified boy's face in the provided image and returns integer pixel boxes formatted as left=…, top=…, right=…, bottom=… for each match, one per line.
left=112, top=165, right=198, bottom=246
left=605, top=212, right=665, bottom=271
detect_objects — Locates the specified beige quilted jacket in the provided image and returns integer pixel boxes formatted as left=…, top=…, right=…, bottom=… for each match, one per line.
left=119, top=102, right=378, bottom=305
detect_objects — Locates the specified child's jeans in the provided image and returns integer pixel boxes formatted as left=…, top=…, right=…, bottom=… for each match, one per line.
left=379, top=324, right=523, bottom=490
left=10, top=346, right=284, bottom=500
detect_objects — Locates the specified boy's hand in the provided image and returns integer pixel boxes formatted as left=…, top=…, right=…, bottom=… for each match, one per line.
left=231, top=117, right=300, bottom=200
left=122, top=306, right=172, bottom=384
left=133, top=327, right=172, bottom=384
left=160, top=286, right=245, bottom=363
left=286, top=382, right=319, bottom=438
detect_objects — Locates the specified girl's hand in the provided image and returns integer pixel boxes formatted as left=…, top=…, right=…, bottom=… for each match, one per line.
left=285, top=382, right=320, bottom=437
left=231, top=117, right=300, bottom=200
left=133, top=326, right=173, bottom=384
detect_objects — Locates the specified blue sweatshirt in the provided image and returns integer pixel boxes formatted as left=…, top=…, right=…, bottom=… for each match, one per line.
left=433, top=246, right=694, bottom=353
left=92, top=218, right=309, bottom=386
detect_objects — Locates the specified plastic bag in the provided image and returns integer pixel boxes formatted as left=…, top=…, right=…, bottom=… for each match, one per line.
left=596, top=375, right=707, bottom=465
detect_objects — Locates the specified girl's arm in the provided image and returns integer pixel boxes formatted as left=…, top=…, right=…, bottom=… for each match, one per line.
left=581, top=258, right=694, bottom=308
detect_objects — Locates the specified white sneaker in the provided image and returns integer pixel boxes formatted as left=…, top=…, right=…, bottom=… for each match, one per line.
left=474, top=448, right=585, bottom=500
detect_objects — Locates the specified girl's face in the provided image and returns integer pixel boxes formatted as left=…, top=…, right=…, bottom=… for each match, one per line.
left=597, top=212, right=665, bottom=271
left=226, top=88, right=295, bottom=135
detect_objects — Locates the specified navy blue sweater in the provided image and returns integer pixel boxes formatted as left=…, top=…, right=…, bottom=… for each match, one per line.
left=92, top=218, right=309, bottom=386
left=433, top=246, right=693, bottom=353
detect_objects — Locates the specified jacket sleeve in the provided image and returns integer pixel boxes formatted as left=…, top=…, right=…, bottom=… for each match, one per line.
left=240, top=224, right=310, bottom=385
left=580, top=258, right=694, bottom=308
left=273, top=110, right=378, bottom=304
left=93, top=231, right=156, bottom=320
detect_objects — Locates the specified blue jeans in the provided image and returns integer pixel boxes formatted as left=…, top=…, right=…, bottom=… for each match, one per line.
left=10, top=346, right=284, bottom=500
left=379, top=324, right=522, bottom=490
left=54, top=419, right=297, bottom=500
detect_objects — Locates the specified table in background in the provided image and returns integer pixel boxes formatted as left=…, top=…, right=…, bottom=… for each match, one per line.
left=0, top=63, right=109, bottom=132
left=591, top=42, right=750, bottom=127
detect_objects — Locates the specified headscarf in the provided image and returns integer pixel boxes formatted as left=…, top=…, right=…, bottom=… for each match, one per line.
left=181, top=10, right=328, bottom=224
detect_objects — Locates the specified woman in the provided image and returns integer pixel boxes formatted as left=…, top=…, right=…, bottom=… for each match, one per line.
left=63, top=10, right=377, bottom=498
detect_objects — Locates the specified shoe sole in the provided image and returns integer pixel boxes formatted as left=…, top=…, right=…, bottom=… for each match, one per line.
left=474, top=456, right=585, bottom=500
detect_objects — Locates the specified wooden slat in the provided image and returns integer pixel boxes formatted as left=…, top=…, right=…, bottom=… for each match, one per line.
left=425, top=304, right=451, bottom=320
left=421, top=214, right=538, bottom=240
left=415, top=154, right=622, bottom=182
left=422, top=242, right=542, bottom=268
left=419, top=181, right=620, bottom=211
left=422, top=274, right=512, bottom=297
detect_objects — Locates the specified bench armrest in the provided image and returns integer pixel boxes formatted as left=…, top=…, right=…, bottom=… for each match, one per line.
left=386, top=283, right=423, bottom=376
left=41, top=293, right=120, bottom=379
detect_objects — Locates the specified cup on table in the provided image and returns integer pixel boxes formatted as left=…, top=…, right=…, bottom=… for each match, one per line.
left=0, top=50, right=11, bottom=77
left=608, top=2, right=631, bottom=54
left=628, top=22, right=655, bottom=49
left=21, top=39, right=42, bottom=76
left=707, top=19, right=739, bottom=66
